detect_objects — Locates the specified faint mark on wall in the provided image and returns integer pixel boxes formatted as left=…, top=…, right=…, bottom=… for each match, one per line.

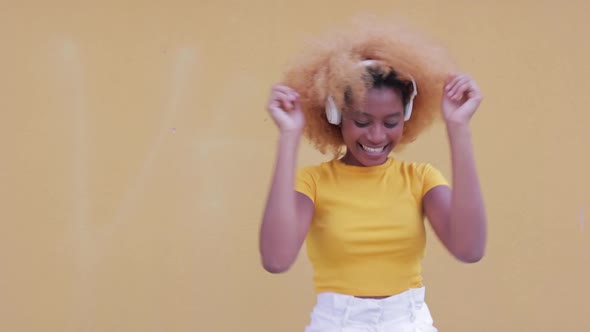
left=60, top=40, right=90, bottom=237
left=109, top=47, right=196, bottom=228
left=56, top=38, right=96, bottom=332
left=191, top=72, right=269, bottom=223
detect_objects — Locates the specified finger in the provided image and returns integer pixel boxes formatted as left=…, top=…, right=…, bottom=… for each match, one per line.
left=274, top=91, right=296, bottom=111
left=468, top=80, right=482, bottom=97
left=450, top=81, right=472, bottom=100
left=274, top=90, right=294, bottom=103
left=268, top=98, right=283, bottom=112
left=444, top=73, right=461, bottom=92
left=272, top=84, right=291, bottom=92
left=284, top=90, right=300, bottom=103
left=273, top=84, right=299, bottom=97
left=467, top=86, right=483, bottom=102
left=447, top=75, right=468, bottom=93
left=277, top=88, right=299, bottom=100
left=268, top=105, right=291, bottom=127
left=448, top=77, right=472, bottom=99
left=267, top=95, right=289, bottom=113
left=445, top=74, right=470, bottom=94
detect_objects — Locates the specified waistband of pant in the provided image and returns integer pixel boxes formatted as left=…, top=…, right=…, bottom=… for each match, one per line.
left=316, top=286, right=426, bottom=310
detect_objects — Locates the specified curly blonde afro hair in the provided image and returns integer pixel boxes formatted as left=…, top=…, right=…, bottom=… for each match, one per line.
left=281, top=20, right=457, bottom=156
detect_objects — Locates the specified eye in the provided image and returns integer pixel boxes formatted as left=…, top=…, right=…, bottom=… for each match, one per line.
left=384, top=122, right=399, bottom=128
left=354, top=121, right=370, bottom=128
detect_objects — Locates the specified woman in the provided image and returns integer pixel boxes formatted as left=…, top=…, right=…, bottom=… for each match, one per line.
left=259, top=23, right=487, bottom=331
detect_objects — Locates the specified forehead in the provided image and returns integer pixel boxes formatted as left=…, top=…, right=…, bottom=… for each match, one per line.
left=350, top=88, right=404, bottom=117
left=365, top=87, right=404, bottom=106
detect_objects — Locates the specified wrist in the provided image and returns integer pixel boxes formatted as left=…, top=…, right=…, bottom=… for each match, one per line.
left=446, top=122, right=472, bottom=137
left=278, top=131, right=302, bottom=147
left=279, top=129, right=303, bottom=139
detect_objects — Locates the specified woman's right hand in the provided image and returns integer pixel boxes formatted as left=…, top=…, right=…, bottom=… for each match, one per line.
left=267, top=84, right=305, bottom=135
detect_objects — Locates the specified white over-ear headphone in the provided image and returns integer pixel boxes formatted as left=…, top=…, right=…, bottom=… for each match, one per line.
left=325, top=60, right=417, bottom=125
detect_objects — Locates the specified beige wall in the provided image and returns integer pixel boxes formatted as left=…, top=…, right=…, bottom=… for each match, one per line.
left=1, top=1, right=589, bottom=331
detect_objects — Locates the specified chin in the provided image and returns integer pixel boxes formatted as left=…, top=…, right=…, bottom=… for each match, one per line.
left=360, top=156, right=388, bottom=167
left=354, top=143, right=393, bottom=167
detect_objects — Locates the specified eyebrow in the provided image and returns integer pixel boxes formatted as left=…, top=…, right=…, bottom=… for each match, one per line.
left=353, top=111, right=403, bottom=119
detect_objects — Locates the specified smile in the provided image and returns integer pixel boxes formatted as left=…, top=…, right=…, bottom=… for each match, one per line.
left=360, top=144, right=388, bottom=153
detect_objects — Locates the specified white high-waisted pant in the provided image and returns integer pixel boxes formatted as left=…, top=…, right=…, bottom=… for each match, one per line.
left=305, top=287, right=437, bottom=332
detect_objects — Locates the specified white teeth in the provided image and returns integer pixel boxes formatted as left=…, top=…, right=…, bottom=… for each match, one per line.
left=361, top=144, right=385, bottom=153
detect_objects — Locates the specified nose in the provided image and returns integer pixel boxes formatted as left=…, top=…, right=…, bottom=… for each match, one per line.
left=367, top=124, right=386, bottom=144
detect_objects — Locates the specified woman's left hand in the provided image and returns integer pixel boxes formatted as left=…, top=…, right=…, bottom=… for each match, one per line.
left=441, top=73, right=483, bottom=126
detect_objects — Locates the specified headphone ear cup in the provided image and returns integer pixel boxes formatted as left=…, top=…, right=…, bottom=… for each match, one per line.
left=404, top=77, right=418, bottom=121
left=404, top=99, right=413, bottom=121
left=325, top=96, right=342, bottom=125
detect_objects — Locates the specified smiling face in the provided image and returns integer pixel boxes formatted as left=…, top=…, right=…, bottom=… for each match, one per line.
left=340, top=87, right=405, bottom=167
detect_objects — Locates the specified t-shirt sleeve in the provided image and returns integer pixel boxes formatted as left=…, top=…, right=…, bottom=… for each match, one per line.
left=295, top=167, right=317, bottom=203
left=422, top=163, right=450, bottom=196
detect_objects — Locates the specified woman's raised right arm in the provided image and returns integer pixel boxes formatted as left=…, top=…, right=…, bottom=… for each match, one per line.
left=259, top=85, right=315, bottom=273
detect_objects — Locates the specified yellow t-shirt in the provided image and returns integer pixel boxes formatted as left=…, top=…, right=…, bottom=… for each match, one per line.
left=295, top=157, right=449, bottom=296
